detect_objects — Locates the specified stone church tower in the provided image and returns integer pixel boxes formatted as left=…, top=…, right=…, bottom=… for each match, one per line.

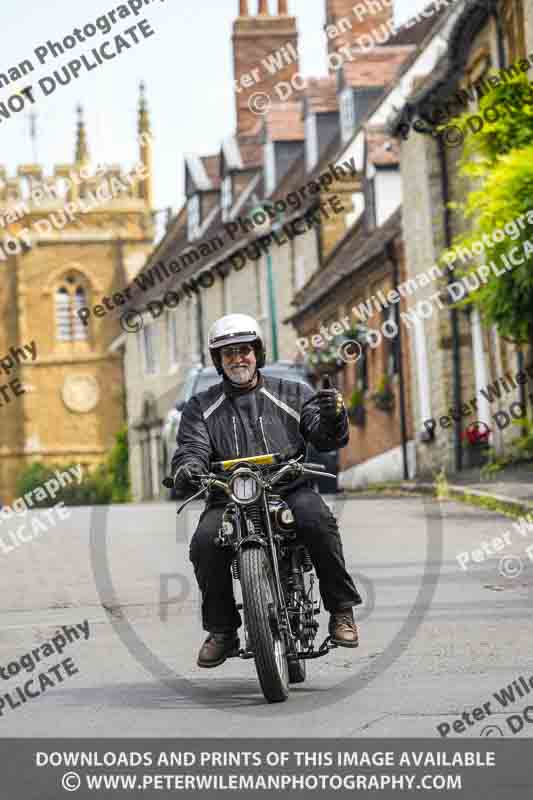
left=0, top=85, right=155, bottom=502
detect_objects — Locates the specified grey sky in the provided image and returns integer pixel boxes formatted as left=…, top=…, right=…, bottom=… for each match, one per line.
left=0, top=0, right=425, bottom=216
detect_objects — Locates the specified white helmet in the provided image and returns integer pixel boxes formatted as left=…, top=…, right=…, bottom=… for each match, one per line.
left=208, top=313, right=265, bottom=374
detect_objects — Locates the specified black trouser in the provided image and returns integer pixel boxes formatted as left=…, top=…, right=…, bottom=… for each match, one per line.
left=189, top=486, right=362, bottom=634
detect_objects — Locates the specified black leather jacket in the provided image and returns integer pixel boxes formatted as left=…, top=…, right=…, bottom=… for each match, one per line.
left=171, top=372, right=348, bottom=480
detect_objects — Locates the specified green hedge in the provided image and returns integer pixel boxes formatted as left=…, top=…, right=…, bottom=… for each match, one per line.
left=15, top=425, right=131, bottom=507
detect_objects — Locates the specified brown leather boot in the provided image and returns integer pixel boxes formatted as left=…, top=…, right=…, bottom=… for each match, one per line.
left=329, top=609, right=359, bottom=648
left=197, top=632, right=240, bottom=668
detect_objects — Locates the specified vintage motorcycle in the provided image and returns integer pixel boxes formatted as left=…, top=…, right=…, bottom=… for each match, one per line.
left=167, top=452, right=340, bottom=703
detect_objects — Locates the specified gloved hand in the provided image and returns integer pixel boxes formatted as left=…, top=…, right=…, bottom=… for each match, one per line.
left=173, top=460, right=204, bottom=492
left=316, top=375, right=344, bottom=425
left=316, top=389, right=345, bottom=424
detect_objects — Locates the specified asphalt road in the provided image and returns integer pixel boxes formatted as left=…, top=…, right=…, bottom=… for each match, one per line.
left=0, top=494, right=532, bottom=738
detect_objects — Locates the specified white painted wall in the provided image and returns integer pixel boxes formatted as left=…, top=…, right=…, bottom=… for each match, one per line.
left=375, top=170, right=402, bottom=226
left=339, top=442, right=417, bottom=489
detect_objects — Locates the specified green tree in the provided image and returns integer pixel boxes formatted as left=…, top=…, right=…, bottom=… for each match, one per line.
left=107, top=425, right=130, bottom=502
left=441, top=72, right=533, bottom=346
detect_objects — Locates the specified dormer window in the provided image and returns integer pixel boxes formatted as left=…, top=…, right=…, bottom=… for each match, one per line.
left=187, top=194, right=200, bottom=240
left=340, top=89, right=355, bottom=143
left=221, top=175, right=232, bottom=221
left=305, top=113, right=318, bottom=172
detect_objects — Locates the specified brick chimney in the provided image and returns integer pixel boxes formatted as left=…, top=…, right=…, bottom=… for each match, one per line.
left=233, top=1, right=300, bottom=136
left=325, top=0, right=392, bottom=58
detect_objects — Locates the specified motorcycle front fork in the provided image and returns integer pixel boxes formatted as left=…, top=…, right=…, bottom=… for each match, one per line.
left=231, top=546, right=297, bottom=661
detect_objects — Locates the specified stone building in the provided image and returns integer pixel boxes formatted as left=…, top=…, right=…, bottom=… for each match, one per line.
left=0, top=88, right=154, bottom=502
left=291, top=0, right=533, bottom=483
left=283, top=3, right=427, bottom=486
left=116, top=0, right=433, bottom=499
left=387, top=0, right=533, bottom=476
left=116, top=1, right=315, bottom=501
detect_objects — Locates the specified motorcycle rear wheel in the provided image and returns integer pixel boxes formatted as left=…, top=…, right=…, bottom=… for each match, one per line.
left=240, top=547, right=289, bottom=703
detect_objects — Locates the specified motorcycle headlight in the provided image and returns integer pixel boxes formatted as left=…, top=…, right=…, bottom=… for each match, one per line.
left=229, top=469, right=261, bottom=505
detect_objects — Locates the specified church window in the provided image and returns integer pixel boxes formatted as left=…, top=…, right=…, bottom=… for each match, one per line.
left=54, top=277, right=88, bottom=341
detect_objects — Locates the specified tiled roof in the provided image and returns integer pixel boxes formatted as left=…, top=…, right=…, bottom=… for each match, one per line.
left=288, top=207, right=402, bottom=322
left=388, top=2, right=451, bottom=47
left=342, top=47, right=415, bottom=88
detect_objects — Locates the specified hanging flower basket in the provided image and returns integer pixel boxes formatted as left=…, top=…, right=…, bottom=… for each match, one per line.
left=343, top=325, right=369, bottom=344
left=372, top=376, right=395, bottom=412
left=306, top=347, right=343, bottom=375
left=305, top=326, right=369, bottom=378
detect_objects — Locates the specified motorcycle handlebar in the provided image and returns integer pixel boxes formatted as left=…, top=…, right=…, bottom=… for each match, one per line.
left=302, top=468, right=336, bottom=480
left=166, top=459, right=334, bottom=499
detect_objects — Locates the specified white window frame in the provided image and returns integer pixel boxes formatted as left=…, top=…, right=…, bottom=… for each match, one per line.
left=187, top=194, right=200, bottom=240
left=305, top=112, right=319, bottom=172
left=55, top=288, right=71, bottom=341
left=140, top=323, right=159, bottom=375
left=55, top=282, right=89, bottom=342
left=340, top=88, right=355, bottom=143
left=294, top=256, right=307, bottom=292
left=221, top=174, right=232, bottom=221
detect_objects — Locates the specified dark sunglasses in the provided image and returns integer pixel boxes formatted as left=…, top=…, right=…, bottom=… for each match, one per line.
left=221, top=344, right=254, bottom=359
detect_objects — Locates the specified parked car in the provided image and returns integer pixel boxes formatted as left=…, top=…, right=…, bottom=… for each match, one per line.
left=162, top=362, right=339, bottom=495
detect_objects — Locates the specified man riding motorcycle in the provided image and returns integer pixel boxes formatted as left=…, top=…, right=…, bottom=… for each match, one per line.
left=171, top=313, right=362, bottom=668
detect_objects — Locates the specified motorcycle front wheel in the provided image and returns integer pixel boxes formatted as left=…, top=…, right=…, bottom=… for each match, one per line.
left=240, top=547, right=289, bottom=703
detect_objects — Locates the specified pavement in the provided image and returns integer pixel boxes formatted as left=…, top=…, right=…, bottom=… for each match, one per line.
left=396, top=461, right=533, bottom=515
left=447, top=461, right=533, bottom=509
left=0, top=494, right=532, bottom=738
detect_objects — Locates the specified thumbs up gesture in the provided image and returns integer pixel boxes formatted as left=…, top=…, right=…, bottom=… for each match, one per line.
left=315, top=374, right=345, bottom=423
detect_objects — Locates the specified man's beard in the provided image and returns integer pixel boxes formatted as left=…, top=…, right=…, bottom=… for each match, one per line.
left=225, top=363, right=256, bottom=386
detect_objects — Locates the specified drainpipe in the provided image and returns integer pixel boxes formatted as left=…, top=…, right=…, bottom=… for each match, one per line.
left=255, top=202, right=279, bottom=362
left=266, top=251, right=279, bottom=362
left=387, top=240, right=409, bottom=479
left=196, top=288, right=205, bottom=366
left=517, top=350, right=527, bottom=412
left=491, top=1, right=506, bottom=70
left=437, top=136, right=463, bottom=472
